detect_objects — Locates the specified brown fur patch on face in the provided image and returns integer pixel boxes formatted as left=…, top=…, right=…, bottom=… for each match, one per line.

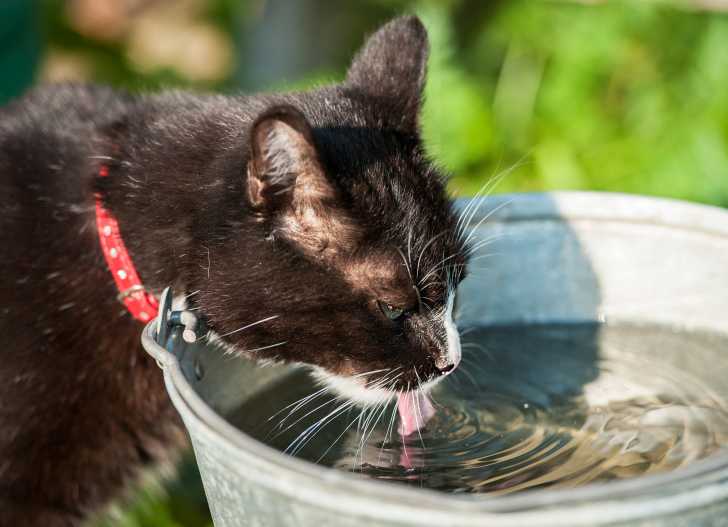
left=278, top=200, right=361, bottom=260
left=280, top=209, right=417, bottom=307
left=340, top=249, right=418, bottom=307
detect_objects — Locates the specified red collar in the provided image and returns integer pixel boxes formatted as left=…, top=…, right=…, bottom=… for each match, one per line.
left=95, top=165, right=159, bottom=322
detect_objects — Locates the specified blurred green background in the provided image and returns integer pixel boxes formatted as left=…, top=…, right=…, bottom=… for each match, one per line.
left=3, top=0, right=727, bottom=525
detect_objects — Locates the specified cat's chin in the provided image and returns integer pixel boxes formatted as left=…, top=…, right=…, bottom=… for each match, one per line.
left=309, top=366, right=399, bottom=405
left=308, top=366, right=447, bottom=406
left=205, top=331, right=452, bottom=404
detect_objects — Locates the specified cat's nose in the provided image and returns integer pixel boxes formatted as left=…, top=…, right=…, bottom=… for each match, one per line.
left=437, top=363, right=456, bottom=375
left=434, top=350, right=460, bottom=375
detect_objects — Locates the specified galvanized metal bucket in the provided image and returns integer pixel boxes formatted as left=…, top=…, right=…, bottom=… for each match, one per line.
left=142, top=192, right=728, bottom=526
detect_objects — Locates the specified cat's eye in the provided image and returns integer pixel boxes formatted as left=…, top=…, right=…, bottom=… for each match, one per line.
left=378, top=300, right=405, bottom=321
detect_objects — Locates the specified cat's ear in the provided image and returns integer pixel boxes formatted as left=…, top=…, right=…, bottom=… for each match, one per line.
left=247, top=105, right=358, bottom=257
left=345, top=15, right=429, bottom=130
left=247, top=105, right=332, bottom=212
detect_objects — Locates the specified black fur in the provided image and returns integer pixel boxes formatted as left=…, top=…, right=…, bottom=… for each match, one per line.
left=0, top=16, right=467, bottom=525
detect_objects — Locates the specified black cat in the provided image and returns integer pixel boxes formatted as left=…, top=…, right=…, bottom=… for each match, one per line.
left=0, top=16, right=467, bottom=526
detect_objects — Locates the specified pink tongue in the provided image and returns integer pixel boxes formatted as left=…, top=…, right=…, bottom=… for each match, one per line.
left=397, top=391, right=435, bottom=437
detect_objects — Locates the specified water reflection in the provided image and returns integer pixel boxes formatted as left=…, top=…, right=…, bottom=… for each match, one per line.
left=232, top=324, right=728, bottom=495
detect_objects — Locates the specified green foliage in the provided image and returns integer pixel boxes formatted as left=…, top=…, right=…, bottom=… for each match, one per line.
left=33, top=0, right=728, bottom=207
left=417, top=1, right=728, bottom=206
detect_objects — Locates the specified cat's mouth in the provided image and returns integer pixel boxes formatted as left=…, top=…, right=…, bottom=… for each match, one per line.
left=310, top=365, right=454, bottom=436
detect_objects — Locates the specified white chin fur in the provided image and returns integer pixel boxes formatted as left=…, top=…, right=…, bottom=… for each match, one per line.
left=417, top=290, right=462, bottom=393
left=311, top=367, right=397, bottom=405
left=444, top=290, right=462, bottom=369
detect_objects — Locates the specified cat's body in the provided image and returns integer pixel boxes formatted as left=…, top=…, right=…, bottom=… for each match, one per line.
left=0, top=17, right=467, bottom=526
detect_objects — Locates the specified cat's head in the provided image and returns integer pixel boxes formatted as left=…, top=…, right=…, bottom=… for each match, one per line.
left=200, top=16, right=468, bottom=403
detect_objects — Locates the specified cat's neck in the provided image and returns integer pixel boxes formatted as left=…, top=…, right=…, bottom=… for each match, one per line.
left=92, top=102, right=258, bottom=301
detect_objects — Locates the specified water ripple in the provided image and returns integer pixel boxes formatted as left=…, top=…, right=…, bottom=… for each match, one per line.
left=328, top=324, right=728, bottom=494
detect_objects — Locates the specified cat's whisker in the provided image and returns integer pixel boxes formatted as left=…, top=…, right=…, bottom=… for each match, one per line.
left=461, top=199, right=514, bottom=249
left=459, top=356, right=484, bottom=375
left=406, top=225, right=414, bottom=268
left=353, top=368, right=392, bottom=379
left=287, top=399, right=356, bottom=456
left=396, top=247, right=415, bottom=288
left=369, top=400, right=391, bottom=454
left=369, top=370, right=403, bottom=394
left=455, top=161, right=514, bottom=241
left=355, top=406, right=373, bottom=467
left=410, top=390, right=425, bottom=455
left=418, top=253, right=459, bottom=288
left=357, top=396, right=389, bottom=467
left=316, top=408, right=363, bottom=464
left=420, top=252, right=458, bottom=281
left=354, top=403, right=375, bottom=470
left=268, top=386, right=331, bottom=431
left=273, top=395, right=342, bottom=437
left=384, top=368, right=405, bottom=387
left=360, top=399, right=381, bottom=443
left=415, top=230, right=449, bottom=279
left=384, top=367, right=404, bottom=381
left=385, top=372, right=404, bottom=390
left=356, top=404, right=367, bottom=435
left=288, top=398, right=357, bottom=453
left=355, top=403, right=375, bottom=467
left=269, top=385, right=330, bottom=419
left=462, top=342, right=495, bottom=362
left=461, top=254, right=501, bottom=265
left=464, top=234, right=507, bottom=257
left=274, top=368, right=402, bottom=454
left=379, top=398, right=399, bottom=465
left=462, top=246, right=504, bottom=268
left=456, top=154, right=531, bottom=243
left=398, top=245, right=424, bottom=308
left=271, top=368, right=393, bottom=434
left=243, top=341, right=287, bottom=354
left=419, top=268, right=452, bottom=294
left=214, top=314, right=280, bottom=339
left=454, top=175, right=499, bottom=240
left=364, top=367, right=401, bottom=391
